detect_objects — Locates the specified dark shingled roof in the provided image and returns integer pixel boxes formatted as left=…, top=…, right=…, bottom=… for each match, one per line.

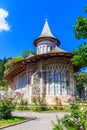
left=48, top=47, right=67, bottom=53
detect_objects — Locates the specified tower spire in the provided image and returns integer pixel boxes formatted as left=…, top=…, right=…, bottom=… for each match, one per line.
left=39, top=19, right=55, bottom=38
left=34, top=20, right=60, bottom=47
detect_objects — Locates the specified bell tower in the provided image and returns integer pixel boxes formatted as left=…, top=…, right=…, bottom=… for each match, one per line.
left=34, top=19, right=60, bottom=54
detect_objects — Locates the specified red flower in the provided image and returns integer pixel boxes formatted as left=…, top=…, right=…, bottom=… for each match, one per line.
left=15, top=91, right=20, bottom=95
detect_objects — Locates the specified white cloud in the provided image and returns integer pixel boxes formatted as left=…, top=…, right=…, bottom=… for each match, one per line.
left=0, top=8, right=10, bottom=32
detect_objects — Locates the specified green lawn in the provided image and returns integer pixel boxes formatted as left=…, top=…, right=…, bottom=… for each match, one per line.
left=0, top=116, right=30, bottom=127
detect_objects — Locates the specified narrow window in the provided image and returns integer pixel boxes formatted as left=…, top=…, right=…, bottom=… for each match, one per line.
left=50, top=46, right=53, bottom=50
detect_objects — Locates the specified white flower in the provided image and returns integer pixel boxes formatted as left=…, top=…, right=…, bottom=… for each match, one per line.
left=68, top=113, right=71, bottom=116
left=81, top=108, right=83, bottom=110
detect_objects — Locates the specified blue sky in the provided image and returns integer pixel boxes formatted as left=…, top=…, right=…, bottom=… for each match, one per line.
left=0, top=0, right=87, bottom=59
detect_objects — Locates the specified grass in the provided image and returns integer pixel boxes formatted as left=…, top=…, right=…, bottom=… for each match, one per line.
left=0, top=86, right=7, bottom=90
left=0, top=116, right=30, bottom=127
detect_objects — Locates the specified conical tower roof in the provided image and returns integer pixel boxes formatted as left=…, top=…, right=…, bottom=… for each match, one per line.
left=39, top=19, right=55, bottom=38
left=34, top=20, right=60, bottom=46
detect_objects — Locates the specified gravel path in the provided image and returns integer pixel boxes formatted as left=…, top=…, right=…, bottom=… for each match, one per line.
left=2, top=112, right=68, bottom=130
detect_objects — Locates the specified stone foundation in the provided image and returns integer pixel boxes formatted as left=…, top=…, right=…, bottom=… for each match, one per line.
left=26, top=94, right=75, bottom=105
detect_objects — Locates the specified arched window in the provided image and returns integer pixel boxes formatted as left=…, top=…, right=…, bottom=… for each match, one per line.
left=46, top=71, right=49, bottom=83
left=43, top=46, right=45, bottom=53
left=60, top=71, right=64, bottom=82
left=38, top=47, right=39, bottom=54
left=66, top=71, right=70, bottom=95
left=66, top=80, right=70, bottom=86
left=54, top=70, right=58, bottom=76
left=48, top=71, right=53, bottom=83
left=66, top=71, right=70, bottom=84
left=33, top=73, right=40, bottom=89
left=46, top=45, right=48, bottom=53
left=47, top=45, right=50, bottom=51
left=40, top=46, right=42, bottom=54
left=17, top=74, right=27, bottom=89
left=54, top=70, right=59, bottom=95
left=54, top=70, right=59, bottom=82
left=66, top=71, right=70, bottom=78
left=50, top=46, right=53, bottom=50
left=28, top=73, right=31, bottom=84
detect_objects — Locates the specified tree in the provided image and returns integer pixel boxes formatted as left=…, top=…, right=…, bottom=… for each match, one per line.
left=71, top=42, right=87, bottom=67
left=22, top=49, right=35, bottom=59
left=13, top=56, right=24, bottom=61
left=84, top=6, right=87, bottom=12
left=0, top=58, right=10, bottom=88
left=74, top=73, right=87, bottom=98
left=0, top=92, right=17, bottom=119
left=0, top=49, right=36, bottom=90
left=74, top=16, right=87, bottom=40
left=4, top=49, right=36, bottom=77
left=72, top=7, right=87, bottom=99
left=72, top=7, right=87, bottom=68
left=4, top=56, right=23, bottom=76
left=0, top=59, right=4, bottom=80
left=4, top=49, right=36, bottom=76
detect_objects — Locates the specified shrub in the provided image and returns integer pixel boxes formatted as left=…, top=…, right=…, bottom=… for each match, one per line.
left=0, top=92, right=16, bottom=119
left=15, top=94, right=28, bottom=111
left=32, top=94, right=47, bottom=111
left=62, top=100, right=87, bottom=130
left=52, top=116, right=63, bottom=130
left=17, top=99, right=28, bottom=111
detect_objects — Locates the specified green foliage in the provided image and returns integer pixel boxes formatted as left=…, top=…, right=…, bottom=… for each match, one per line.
left=13, top=56, right=24, bottom=61
left=16, top=94, right=28, bottom=111
left=0, top=59, right=4, bottom=80
left=62, top=101, right=87, bottom=130
left=71, top=43, right=87, bottom=67
left=32, top=94, right=47, bottom=111
left=0, top=58, right=11, bottom=89
left=72, top=7, right=87, bottom=69
left=18, top=100, right=28, bottom=110
left=74, top=73, right=87, bottom=97
left=69, top=100, right=80, bottom=118
left=0, top=116, right=29, bottom=127
left=84, top=6, right=87, bottom=13
left=52, top=116, right=63, bottom=130
left=4, top=57, right=23, bottom=76
left=0, top=49, right=35, bottom=90
left=22, top=49, right=36, bottom=59
left=4, top=59, right=13, bottom=76
left=21, top=50, right=30, bottom=59
left=74, top=16, right=87, bottom=40
left=0, top=92, right=16, bottom=119
left=4, top=49, right=36, bottom=77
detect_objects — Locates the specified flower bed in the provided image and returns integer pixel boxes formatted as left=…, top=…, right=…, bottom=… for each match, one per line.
left=62, top=100, right=87, bottom=130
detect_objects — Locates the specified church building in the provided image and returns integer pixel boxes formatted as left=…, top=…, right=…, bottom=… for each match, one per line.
left=4, top=20, right=76, bottom=104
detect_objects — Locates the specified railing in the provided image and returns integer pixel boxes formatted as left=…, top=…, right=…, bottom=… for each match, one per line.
left=15, top=105, right=69, bottom=112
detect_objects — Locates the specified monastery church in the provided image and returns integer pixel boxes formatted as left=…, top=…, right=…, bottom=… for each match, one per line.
left=5, top=20, right=76, bottom=104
